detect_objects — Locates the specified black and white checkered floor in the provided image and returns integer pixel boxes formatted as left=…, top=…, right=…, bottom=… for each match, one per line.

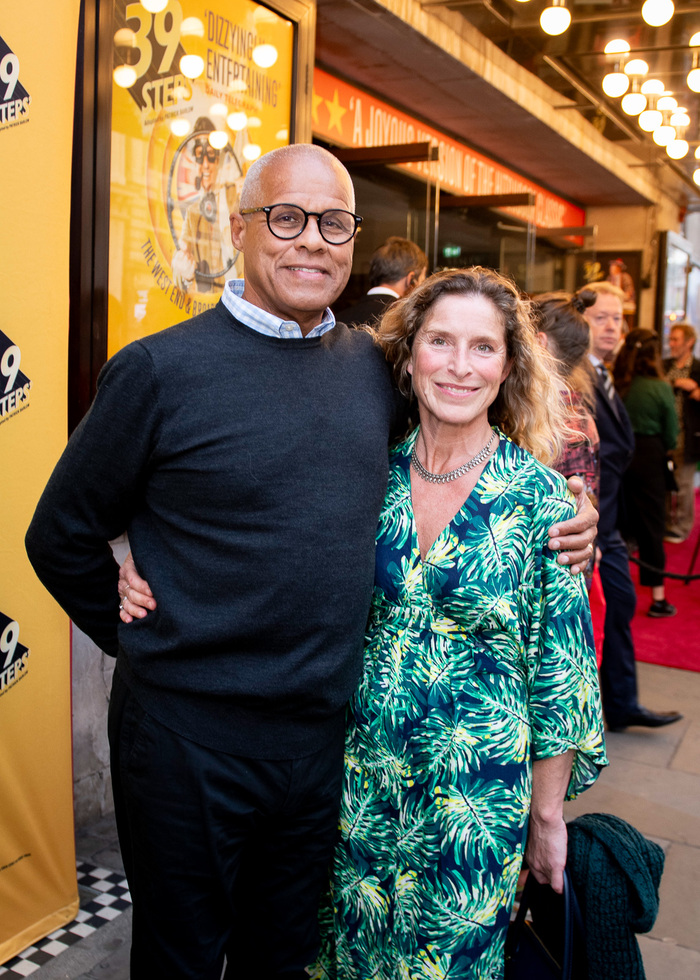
left=0, top=863, right=131, bottom=977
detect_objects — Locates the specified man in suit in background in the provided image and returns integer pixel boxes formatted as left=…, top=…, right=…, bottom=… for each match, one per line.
left=579, top=281, right=682, bottom=732
left=336, top=235, right=427, bottom=328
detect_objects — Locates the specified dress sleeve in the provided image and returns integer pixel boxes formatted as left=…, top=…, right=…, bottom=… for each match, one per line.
left=524, top=481, right=608, bottom=800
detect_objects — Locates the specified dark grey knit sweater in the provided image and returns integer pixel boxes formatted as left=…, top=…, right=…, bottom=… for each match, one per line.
left=26, top=303, right=402, bottom=758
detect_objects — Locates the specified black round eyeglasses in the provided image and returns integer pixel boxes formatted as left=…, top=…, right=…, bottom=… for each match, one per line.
left=240, top=204, right=363, bottom=244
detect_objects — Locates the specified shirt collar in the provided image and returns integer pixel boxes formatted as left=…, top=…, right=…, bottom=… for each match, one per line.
left=222, top=279, right=336, bottom=339
left=366, top=286, right=400, bottom=298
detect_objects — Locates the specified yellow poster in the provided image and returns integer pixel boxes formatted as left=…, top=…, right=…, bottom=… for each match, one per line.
left=0, top=0, right=81, bottom=964
left=109, top=0, right=294, bottom=355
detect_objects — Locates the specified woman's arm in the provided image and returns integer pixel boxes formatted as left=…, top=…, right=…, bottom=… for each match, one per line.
left=525, top=750, right=574, bottom=894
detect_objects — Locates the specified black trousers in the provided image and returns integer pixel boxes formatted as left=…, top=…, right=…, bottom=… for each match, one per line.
left=623, top=434, right=668, bottom=588
left=597, top=530, right=640, bottom=728
left=108, top=667, right=344, bottom=979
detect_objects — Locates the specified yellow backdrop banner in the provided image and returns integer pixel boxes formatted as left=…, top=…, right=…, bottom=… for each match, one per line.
left=0, top=0, right=81, bottom=963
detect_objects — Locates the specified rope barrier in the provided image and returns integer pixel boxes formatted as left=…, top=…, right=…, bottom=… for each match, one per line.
left=628, top=554, right=700, bottom=583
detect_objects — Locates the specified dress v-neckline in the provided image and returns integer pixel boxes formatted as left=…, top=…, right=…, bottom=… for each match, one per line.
left=404, top=427, right=501, bottom=564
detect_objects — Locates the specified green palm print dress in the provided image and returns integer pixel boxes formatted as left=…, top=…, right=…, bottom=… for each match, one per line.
left=315, top=428, right=607, bottom=980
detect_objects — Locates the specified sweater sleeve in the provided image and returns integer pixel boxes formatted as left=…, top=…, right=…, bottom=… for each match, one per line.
left=25, top=343, right=160, bottom=655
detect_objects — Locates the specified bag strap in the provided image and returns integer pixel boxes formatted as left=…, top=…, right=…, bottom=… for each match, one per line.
left=509, top=869, right=579, bottom=980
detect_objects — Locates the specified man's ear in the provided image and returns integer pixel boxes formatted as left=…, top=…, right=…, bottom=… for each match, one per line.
left=230, top=212, right=246, bottom=251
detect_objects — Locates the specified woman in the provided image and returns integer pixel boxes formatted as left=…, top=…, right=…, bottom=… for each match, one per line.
left=532, top=291, right=599, bottom=508
left=120, top=268, right=606, bottom=979
left=613, top=328, right=678, bottom=618
left=311, top=268, right=606, bottom=978
left=531, top=291, right=603, bottom=657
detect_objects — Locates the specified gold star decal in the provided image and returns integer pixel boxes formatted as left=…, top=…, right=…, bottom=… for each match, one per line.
left=312, top=90, right=323, bottom=126
left=324, top=89, right=347, bottom=135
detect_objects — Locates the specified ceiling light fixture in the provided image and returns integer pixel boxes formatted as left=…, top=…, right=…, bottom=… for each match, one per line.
left=639, top=107, right=663, bottom=131
left=641, top=0, right=675, bottom=27
left=653, top=114, right=676, bottom=145
left=540, top=0, right=571, bottom=36
left=604, top=39, right=631, bottom=55
left=667, top=138, right=689, bottom=158
left=602, top=71, right=629, bottom=98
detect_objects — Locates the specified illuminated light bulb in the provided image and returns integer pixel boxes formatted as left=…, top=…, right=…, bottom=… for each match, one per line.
left=113, top=65, right=137, bottom=88
left=243, top=144, right=262, bottom=161
left=639, top=108, right=663, bottom=131
left=625, top=59, right=649, bottom=76
left=667, top=139, right=689, bottom=158
left=695, top=145, right=700, bottom=159
left=688, top=68, right=700, bottom=92
left=670, top=111, right=690, bottom=127
left=210, top=102, right=228, bottom=117
left=604, top=39, right=630, bottom=55
left=641, top=79, right=665, bottom=95
left=602, top=72, right=629, bottom=97
left=275, top=128, right=289, bottom=141
left=252, top=44, right=278, bottom=68
left=114, top=28, right=136, bottom=47
left=540, top=0, right=571, bottom=35
left=621, top=91, right=646, bottom=115
left=141, top=0, right=168, bottom=12
left=227, top=112, right=248, bottom=130
left=209, top=130, right=228, bottom=149
left=657, top=95, right=678, bottom=111
left=691, top=32, right=700, bottom=46
left=692, top=167, right=700, bottom=185
left=181, top=17, right=205, bottom=37
left=170, top=118, right=191, bottom=137
left=653, top=124, right=676, bottom=145
left=641, top=0, right=674, bottom=27
left=246, top=116, right=262, bottom=128
left=179, top=54, right=204, bottom=79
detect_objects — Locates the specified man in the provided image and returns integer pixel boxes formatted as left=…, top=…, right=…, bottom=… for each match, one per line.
left=335, top=235, right=427, bottom=327
left=579, top=281, right=682, bottom=733
left=27, top=144, right=595, bottom=980
left=663, top=321, right=700, bottom=542
left=171, top=117, right=243, bottom=294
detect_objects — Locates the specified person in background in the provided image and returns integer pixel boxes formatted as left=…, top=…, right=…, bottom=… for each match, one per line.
left=26, top=143, right=597, bottom=980
left=532, top=291, right=600, bottom=513
left=663, top=321, right=700, bottom=543
left=578, top=281, right=682, bottom=732
left=614, top=329, right=678, bottom=618
left=336, top=235, right=427, bottom=328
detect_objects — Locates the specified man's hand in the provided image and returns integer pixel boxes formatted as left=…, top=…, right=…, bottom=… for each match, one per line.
left=118, top=553, right=156, bottom=623
left=548, top=476, right=598, bottom=575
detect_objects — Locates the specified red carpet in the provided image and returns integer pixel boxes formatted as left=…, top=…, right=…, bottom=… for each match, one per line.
left=629, top=492, right=700, bottom=672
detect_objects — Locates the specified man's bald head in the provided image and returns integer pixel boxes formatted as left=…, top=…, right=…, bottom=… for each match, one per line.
left=240, top=144, right=355, bottom=212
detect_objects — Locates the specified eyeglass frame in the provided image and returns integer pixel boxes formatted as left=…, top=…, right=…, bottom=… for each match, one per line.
left=239, top=204, right=363, bottom=244
left=194, top=146, right=220, bottom=164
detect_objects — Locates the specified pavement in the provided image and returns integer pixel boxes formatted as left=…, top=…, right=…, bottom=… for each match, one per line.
left=11, top=660, right=700, bottom=979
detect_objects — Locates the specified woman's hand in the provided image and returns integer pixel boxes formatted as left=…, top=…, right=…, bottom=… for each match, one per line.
left=118, top=553, right=156, bottom=624
left=525, top=751, right=573, bottom=894
left=525, top=813, right=568, bottom=894
left=548, top=476, right=598, bottom=574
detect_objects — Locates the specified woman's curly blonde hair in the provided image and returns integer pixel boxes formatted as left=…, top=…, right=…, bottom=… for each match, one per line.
left=376, top=266, right=568, bottom=465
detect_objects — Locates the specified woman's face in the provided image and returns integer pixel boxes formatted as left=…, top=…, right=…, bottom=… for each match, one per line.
left=408, top=293, right=511, bottom=432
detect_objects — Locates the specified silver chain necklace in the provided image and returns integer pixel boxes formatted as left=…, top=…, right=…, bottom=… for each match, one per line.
left=411, top=430, right=497, bottom=484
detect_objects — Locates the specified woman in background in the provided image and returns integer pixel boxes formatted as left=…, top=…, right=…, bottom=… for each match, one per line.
left=614, top=329, right=678, bottom=618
